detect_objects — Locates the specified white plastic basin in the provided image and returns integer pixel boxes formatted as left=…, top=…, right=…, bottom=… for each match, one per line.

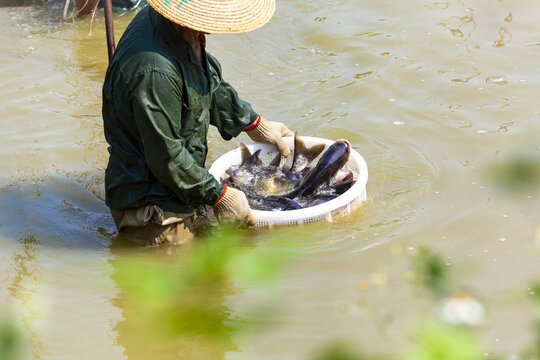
left=209, top=136, right=368, bottom=227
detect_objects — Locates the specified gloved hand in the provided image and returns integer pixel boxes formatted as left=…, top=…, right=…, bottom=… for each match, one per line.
left=245, top=116, right=294, bottom=157
left=213, top=185, right=257, bottom=228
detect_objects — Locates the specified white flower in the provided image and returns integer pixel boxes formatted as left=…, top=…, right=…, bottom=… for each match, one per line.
left=441, top=292, right=485, bottom=326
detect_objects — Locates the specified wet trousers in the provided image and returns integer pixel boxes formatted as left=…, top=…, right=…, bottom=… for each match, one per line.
left=111, top=205, right=195, bottom=246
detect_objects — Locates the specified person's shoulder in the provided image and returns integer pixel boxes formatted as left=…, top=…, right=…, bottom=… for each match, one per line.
left=113, top=37, right=181, bottom=83
left=124, top=51, right=178, bottom=77
left=206, top=52, right=223, bottom=80
left=114, top=9, right=180, bottom=79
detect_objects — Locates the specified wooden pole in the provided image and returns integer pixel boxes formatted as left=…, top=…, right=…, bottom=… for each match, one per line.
left=103, top=0, right=115, bottom=61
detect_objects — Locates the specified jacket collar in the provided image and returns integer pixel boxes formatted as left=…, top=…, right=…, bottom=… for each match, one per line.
left=149, top=7, right=205, bottom=67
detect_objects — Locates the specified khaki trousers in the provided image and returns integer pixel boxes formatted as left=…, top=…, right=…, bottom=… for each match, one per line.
left=111, top=205, right=196, bottom=246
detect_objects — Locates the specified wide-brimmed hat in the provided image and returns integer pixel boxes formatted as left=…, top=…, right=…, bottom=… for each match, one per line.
left=147, top=0, right=276, bottom=34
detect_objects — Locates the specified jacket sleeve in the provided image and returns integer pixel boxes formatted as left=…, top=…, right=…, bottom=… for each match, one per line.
left=207, top=54, right=259, bottom=140
left=130, top=70, right=224, bottom=207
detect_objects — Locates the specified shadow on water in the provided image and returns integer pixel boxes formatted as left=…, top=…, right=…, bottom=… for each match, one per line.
left=0, top=174, right=118, bottom=358
left=0, top=174, right=115, bottom=249
left=0, top=173, right=296, bottom=359
left=0, top=175, right=248, bottom=359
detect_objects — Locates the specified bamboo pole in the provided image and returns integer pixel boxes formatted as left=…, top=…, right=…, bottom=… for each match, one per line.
left=103, top=0, right=115, bottom=61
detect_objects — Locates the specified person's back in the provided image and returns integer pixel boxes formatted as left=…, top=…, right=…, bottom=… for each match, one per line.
left=103, top=7, right=225, bottom=214
left=102, top=0, right=293, bottom=246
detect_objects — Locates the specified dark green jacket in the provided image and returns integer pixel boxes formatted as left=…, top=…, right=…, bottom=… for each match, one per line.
left=102, top=7, right=258, bottom=213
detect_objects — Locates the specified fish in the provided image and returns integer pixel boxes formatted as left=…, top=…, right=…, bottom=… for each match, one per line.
left=261, top=139, right=352, bottom=209
left=221, top=136, right=355, bottom=211
left=287, top=132, right=326, bottom=174
left=225, top=143, right=262, bottom=177
left=223, top=143, right=291, bottom=197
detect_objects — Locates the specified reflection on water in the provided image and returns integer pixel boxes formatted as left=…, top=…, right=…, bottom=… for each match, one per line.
left=109, top=245, right=238, bottom=360
left=7, top=234, right=44, bottom=359
left=0, top=0, right=539, bottom=358
left=108, top=228, right=294, bottom=360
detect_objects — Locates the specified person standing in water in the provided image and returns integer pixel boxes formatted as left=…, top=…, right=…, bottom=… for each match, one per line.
left=102, top=0, right=293, bottom=245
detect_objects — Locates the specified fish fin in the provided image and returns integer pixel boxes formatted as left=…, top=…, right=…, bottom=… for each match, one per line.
left=292, top=133, right=326, bottom=169
left=240, top=143, right=252, bottom=164
left=305, top=143, right=326, bottom=164
left=291, top=132, right=306, bottom=169
left=244, top=149, right=263, bottom=166
left=254, top=149, right=263, bottom=166
left=282, top=163, right=291, bottom=173
left=269, top=152, right=282, bottom=167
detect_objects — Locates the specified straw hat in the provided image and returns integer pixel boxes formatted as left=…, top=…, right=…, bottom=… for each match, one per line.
left=147, top=0, right=276, bottom=34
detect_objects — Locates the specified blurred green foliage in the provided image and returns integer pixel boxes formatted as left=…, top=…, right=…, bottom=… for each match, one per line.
left=488, top=154, right=540, bottom=191
left=113, top=226, right=293, bottom=345
left=4, top=229, right=534, bottom=360
left=308, top=322, right=485, bottom=360
left=531, top=282, right=540, bottom=305
left=112, top=233, right=540, bottom=360
left=405, top=322, right=483, bottom=360
left=310, top=342, right=370, bottom=360
left=411, top=247, right=450, bottom=298
left=530, top=282, right=540, bottom=359
left=0, top=318, right=23, bottom=360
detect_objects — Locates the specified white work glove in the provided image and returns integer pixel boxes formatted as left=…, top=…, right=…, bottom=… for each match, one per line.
left=213, top=185, right=257, bottom=228
left=245, top=116, right=294, bottom=158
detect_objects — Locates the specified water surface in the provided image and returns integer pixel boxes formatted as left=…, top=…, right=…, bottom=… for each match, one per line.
left=1, top=0, right=539, bottom=359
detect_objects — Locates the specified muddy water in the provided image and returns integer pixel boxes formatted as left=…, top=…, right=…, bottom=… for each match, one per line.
left=0, top=0, right=539, bottom=359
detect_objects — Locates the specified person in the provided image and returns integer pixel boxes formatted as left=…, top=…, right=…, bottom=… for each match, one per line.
left=102, top=0, right=293, bottom=246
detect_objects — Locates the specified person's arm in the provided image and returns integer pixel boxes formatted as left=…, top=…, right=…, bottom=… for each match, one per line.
left=130, top=70, right=224, bottom=208
left=208, top=69, right=259, bottom=140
